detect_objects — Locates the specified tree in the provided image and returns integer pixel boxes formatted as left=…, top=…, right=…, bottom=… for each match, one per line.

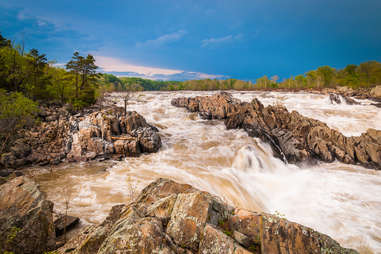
left=66, top=52, right=99, bottom=108
left=80, top=54, right=98, bottom=90
left=0, top=33, right=11, bottom=48
left=26, top=49, right=48, bottom=99
left=66, top=52, right=82, bottom=99
left=256, top=75, right=270, bottom=89
left=316, top=66, right=335, bottom=87
left=46, top=67, right=72, bottom=104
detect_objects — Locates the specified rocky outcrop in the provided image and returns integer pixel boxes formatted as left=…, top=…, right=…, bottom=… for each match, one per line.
left=370, top=85, right=381, bottom=98
left=172, top=92, right=381, bottom=169
left=66, top=108, right=161, bottom=162
left=0, top=105, right=161, bottom=173
left=57, top=178, right=357, bottom=254
left=0, top=176, right=56, bottom=254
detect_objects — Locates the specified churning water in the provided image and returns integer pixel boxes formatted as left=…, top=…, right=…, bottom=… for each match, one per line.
left=32, top=91, right=381, bottom=253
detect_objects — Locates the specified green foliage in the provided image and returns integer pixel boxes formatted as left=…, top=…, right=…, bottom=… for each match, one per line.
left=0, top=89, right=38, bottom=130
left=6, top=226, right=21, bottom=244
left=223, top=230, right=233, bottom=237
left=0, top=89, right=38, bottom=152
left=270, top=61, right=381, bottom=90
left=0, top=32, right=109, bottom=111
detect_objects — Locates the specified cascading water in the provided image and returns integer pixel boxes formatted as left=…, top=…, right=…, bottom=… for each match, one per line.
left=32, top=91, right=381, bottom=253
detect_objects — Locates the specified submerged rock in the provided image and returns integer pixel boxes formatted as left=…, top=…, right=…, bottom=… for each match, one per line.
left=0, top=176, right=56, bottom=254
left=57, top=178, right=357, bottom=254
left=329, top=93, right=359, bottom=105
left=172, top=92, right=381, bottom=170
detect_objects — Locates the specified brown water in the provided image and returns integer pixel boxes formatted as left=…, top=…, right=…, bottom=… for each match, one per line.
left=30, top=91, right=381, bottom=253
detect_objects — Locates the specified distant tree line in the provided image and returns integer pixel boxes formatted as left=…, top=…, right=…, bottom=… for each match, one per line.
left=99, top=62, right=381, bottom=92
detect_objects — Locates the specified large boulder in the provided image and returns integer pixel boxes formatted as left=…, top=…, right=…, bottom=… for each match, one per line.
left=67, top=109, right=161, bottom=161
left=57, top=178, right=357, bottom=254
left=0, top=176, right=56, bottom=254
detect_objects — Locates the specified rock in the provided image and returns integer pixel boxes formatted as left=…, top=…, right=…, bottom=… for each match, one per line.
left=54, top=215, right=80, bottom=237
left=343, top=96, right=359, bottom=105
left=122, top=111, right=151, bottom=134
left=166, top=191, right=233, bottom=251
left=135, top=127, right=162, bottom=153
left=0, top=168, right=11, bottom=177
left=0, top=153, right=16, bottom=169
left=370, top=85, right=381, bottom=98
left=228, top=208, right=357, bottom=254
left=329, top=93, right=341, bottom=104
left=260, top=213, right=356, bottom=254
left=97, top=216, right=173, bottom=254
left=0, top=176, right=56, bottom=254
left=10, top=139, right=31, bottom=158
left=199, top=224, right=250, bottom=254
left=57, top=178, right=357, bottom=254
left=171, top=92, right=381, bottom=170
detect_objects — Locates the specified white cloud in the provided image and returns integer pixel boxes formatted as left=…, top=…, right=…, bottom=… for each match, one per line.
left=37, top=19, right=47, bottom=26
left=136, top=30, right=187, bottom=47
left=201, top=33, right=243, bottom=47
left=95, top=56, right=183, bottom=75
left=95, top=56, right=227, bottom=80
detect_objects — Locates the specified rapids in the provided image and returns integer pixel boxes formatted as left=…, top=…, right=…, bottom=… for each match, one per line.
left=31, top=91, right=381, bottom=253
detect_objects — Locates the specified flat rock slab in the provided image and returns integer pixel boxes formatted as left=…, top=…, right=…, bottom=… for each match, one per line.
left=54, top=215, right=80, bottom=237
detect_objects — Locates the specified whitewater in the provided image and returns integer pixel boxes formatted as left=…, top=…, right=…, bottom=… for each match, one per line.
left=32, top=91, right=381, bottom=253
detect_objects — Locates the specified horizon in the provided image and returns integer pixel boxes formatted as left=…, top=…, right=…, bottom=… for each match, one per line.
left=1, top=0, right=381, bottom=81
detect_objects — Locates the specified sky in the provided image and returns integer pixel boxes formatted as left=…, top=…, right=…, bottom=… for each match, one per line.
left=1, top=0, right=381, bottom=81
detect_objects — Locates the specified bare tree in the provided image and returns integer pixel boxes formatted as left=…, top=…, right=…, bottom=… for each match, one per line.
left=126, top=176, right=138, bottom=203
left=123, top=91, right=131, bottom=116
left=62, top=185, right=72, bottom=243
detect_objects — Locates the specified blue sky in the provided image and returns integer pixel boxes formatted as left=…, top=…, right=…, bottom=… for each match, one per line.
left=1, top=0, right=381, bottom=81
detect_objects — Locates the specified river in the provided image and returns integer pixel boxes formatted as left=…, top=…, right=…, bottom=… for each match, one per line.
left=31, top=91, right=381, bottom=253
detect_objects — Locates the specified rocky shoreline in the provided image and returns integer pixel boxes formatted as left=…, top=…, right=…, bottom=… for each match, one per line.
left=0, top=177, right=358, bottom=254
left=0, top=104, right=162, bottom=177
left=171, top=92, right=381, bottom=170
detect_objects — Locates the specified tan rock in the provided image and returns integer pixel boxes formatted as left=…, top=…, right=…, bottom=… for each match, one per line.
left=0, top=177, right=56, bottom=254
left=370, top=85, right=381, bottom=98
